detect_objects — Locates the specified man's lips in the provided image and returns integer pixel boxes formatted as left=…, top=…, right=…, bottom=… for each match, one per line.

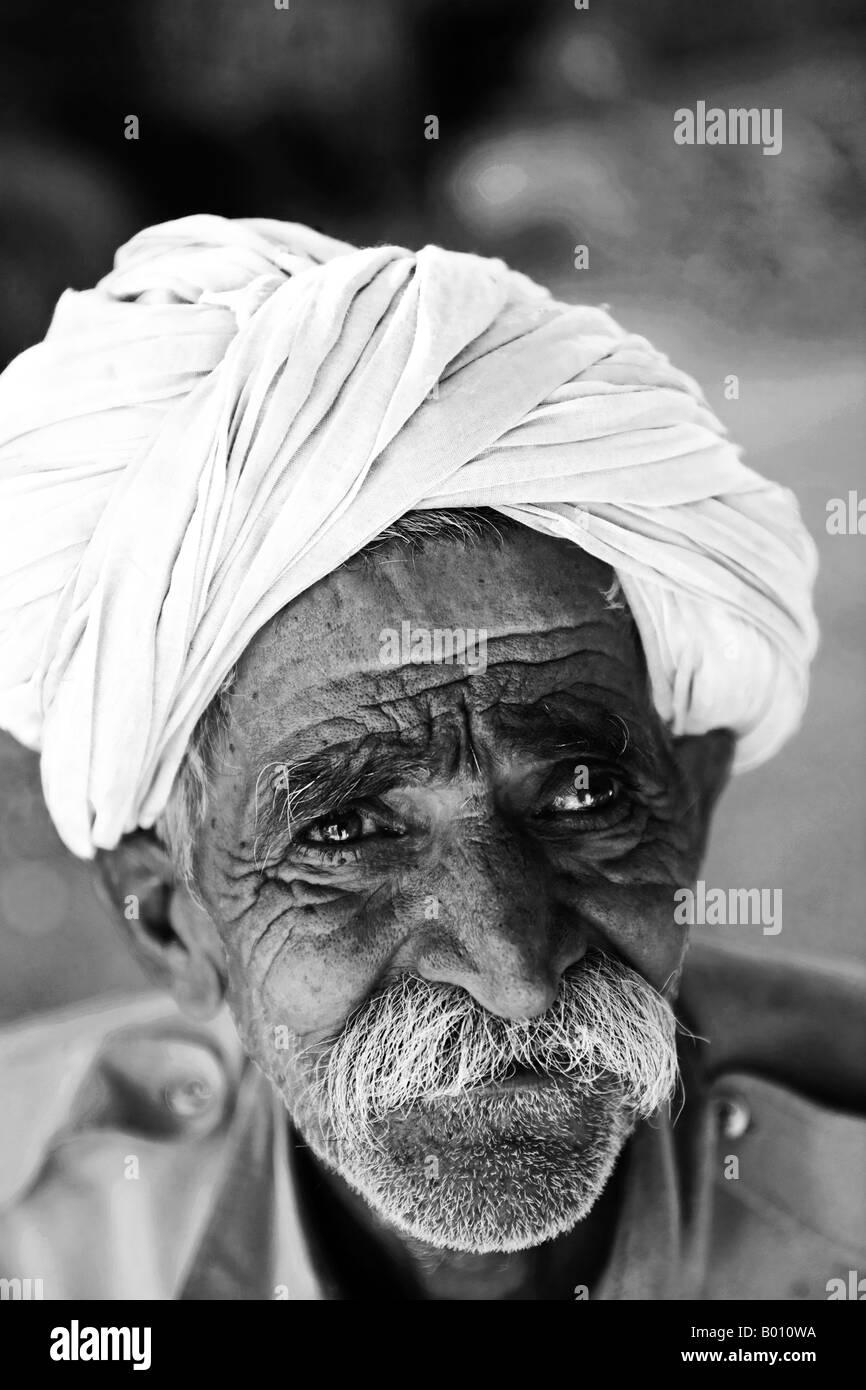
left=468, top=1063, right=563, bottom=1094
left=465, top=1063, right=621, bottom=1098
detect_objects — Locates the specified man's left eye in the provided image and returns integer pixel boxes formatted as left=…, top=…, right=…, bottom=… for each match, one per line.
left=546, top=771, right=621, bottom=814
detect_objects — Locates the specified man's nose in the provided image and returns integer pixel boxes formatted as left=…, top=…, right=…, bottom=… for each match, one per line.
left=412, top=831, right=586, bottom=1021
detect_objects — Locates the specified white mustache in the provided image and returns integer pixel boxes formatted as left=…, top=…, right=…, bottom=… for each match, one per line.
left=305, top=952, right=679, bottom=1148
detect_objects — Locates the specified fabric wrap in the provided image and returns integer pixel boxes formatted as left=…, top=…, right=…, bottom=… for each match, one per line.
left=0, top=214, right=818, bottom=858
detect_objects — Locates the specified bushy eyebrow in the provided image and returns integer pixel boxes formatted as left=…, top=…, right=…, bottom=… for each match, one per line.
left=495, top=696, right=633, bottom=761
left=250, top=742, right=425, bottom=864
left=249, top=699, right=636, bottom=864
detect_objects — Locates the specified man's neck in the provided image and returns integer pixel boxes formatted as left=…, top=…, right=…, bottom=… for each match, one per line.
left=291, top=1134, right=628, bottom=1300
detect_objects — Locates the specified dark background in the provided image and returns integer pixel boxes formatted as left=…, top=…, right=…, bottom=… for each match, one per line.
left=0, top=0, right=864, bottom=1019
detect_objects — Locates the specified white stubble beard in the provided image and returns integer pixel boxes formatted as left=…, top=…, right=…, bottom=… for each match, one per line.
left=274, top=954, right=679, bottom=1254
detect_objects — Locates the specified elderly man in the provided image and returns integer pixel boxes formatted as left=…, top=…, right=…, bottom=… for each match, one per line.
left=0, top=216, right=862, bottom=1302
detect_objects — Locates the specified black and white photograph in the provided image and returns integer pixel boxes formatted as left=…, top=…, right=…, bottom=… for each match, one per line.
left=0, top=0, right=863, bottom=1344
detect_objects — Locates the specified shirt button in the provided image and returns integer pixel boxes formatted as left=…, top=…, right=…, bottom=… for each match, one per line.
left=164, top=1076, right=215, bottom=1118
left=717, top=1094, right=751, bottom=1139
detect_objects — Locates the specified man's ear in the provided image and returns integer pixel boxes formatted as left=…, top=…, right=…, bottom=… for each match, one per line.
left=94, top=831, right=226, bottom=1021
left=672, top=727, right=736, bottom=862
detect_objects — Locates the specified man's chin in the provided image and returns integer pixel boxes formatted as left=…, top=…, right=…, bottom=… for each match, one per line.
left=295, top=1081, right=637, bottom=1255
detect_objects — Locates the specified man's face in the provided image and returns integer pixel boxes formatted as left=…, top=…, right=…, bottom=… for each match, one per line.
left=193, top=527, right=717, bottom=1253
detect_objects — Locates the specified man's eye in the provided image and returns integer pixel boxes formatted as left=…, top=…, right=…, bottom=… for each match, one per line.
left=547, top=771, right=621, bottom=814
left=302, top=810, right=369, bottom=844
left=299, top=804, right=402, bottom=846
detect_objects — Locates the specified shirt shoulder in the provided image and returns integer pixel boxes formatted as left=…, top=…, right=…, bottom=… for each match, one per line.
left=0, top=992, right=246, bottom=1206
left=680, top=941, right=866, bottom=1112
left=0, top=991, right=250, bottom=1298
left=681, top=944, right=866, bottom=1300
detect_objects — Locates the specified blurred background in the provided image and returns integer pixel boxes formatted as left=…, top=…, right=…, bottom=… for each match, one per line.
left=0, top=0, right=863, bottom=1020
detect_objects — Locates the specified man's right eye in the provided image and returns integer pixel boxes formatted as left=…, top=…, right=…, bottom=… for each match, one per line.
left=302, top=809, right=370, bottom=844
left=297, top=802, right=406, bottom=848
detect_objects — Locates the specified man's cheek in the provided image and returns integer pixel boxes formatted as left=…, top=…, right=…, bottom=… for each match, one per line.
left=567, top=881, right=689, bottom=990
left=222, top=902, right=387, bottom=1047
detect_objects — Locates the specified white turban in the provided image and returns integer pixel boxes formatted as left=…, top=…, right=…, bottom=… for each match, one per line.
left=0, top=214, right=818, bottom=859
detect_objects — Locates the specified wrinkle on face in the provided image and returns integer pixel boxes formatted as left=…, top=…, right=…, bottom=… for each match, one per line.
left=158, top=525, right=740, bottom=1258
left=193, top=529, right=711, bottom=1063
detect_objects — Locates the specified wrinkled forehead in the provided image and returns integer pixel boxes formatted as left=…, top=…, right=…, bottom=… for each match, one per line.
left=225, top=527, right=652, bottom=770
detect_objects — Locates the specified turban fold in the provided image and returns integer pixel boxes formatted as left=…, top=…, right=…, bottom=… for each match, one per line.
left=0, top=215, right=818, bottom=859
